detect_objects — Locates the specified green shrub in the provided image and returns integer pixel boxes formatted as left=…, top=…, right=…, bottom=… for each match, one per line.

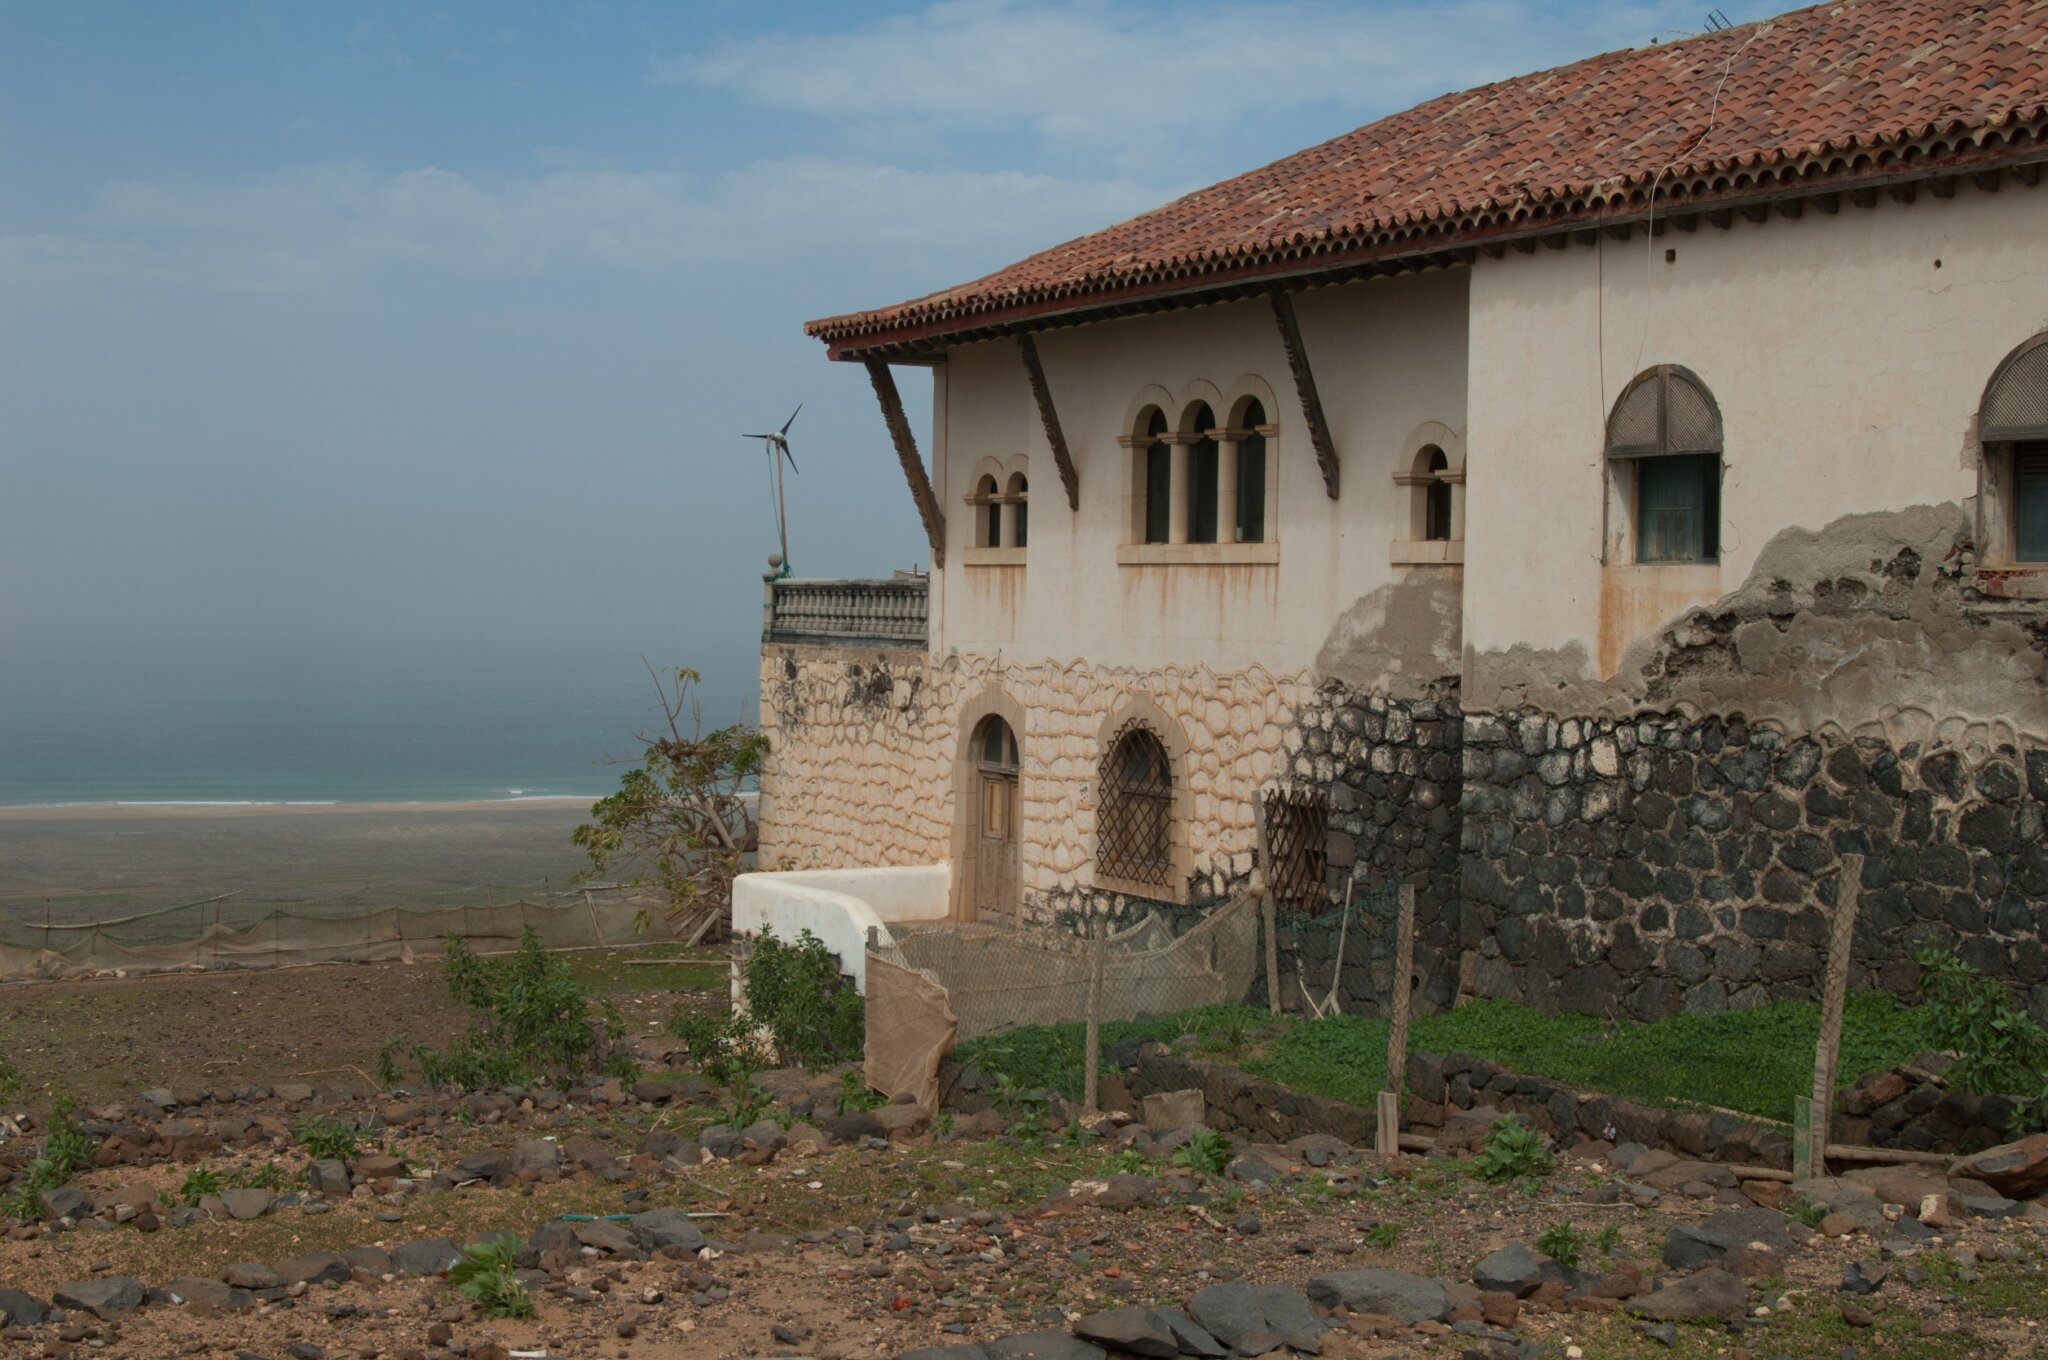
left=295, top=1115, right=362, bottom=1163
left=837, top=1070, right=885, bottom=1116
left=1594, top=1222, right=1621, bottom=1256
left=397, top=927, right=629, bottom=1091
left=1535, top=1220, right=1586, bottom=1269
left=1785, top=1194, right=1826, bottom=1229
left=1913, top=947, right=2048, bottom=1116
left=1364, top=1221, right=1402, bottom=1249
left=1171, top=1127, right=1233, bottom=1176
left=449, top=1234, right=533, bottom=1318
left=1474, top=1117, right=1555, bottom=1183
left=743, top=928, right=863, bottom=1066
left=179, top=1167, right=224, bottom=1204
left=0, top=1054, right=21, bottom=1102
left=3, top=1096, right=94, bottom=1221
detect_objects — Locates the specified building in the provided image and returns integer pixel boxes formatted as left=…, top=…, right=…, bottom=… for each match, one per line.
left=754, top=0, right=2048, bottom=1023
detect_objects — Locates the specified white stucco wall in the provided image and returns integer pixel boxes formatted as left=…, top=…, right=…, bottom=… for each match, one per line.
left=929, top=269, right=1471, bottom=678
left=1462, top=183, right=2048, bottom=698
left=731, top=864, right=950, bottom=995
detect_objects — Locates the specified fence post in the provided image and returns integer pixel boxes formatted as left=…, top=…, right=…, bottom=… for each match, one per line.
left=1261, top=883, right=1281, bottom=1017
left=1798, top=853, right=1864, bottom=1182
left=1084, top=923, right=1104, bottom=1112
left=1377, top=882, right=1417, bottom=1157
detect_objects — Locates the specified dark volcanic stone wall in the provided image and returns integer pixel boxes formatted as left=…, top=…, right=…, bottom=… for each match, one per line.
left=1459, top=708, right=2048, bottom=1023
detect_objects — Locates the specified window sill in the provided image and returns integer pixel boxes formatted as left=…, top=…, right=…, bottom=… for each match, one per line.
left=1117, top=541, right=1280, bottom=566
left=1974, top=563, right=2048, bottom=598
left=963, top=547, right=1027, bottom=567
left=1092, top=869, right=1183, bottom=903
left=1390, top=539, right=1464, bottom=565
left=1604, top=559, right=1721, bottom=574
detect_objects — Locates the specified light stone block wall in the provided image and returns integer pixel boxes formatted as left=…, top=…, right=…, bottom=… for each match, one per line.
left=757, top=643, right=1312, bottom=914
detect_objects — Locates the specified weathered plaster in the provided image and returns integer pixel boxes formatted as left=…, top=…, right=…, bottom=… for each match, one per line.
left=1314, top=569, right=1464, bottom=699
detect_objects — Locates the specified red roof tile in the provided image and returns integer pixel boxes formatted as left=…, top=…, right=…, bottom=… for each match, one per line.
left=808, top=0, right=2048, bottom=354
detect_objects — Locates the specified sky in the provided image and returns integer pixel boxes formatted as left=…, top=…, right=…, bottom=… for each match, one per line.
left=0, top=0, right=1778, bottom=790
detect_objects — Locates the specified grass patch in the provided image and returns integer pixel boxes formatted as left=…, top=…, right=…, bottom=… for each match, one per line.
left=961, top=991, right=1939, bottom=1121
left=560, top=944, right=727, bottom=995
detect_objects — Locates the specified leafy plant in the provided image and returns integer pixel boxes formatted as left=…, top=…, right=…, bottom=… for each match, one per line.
left=1198, top=1010, right=1252, bottom=1056
left=295, top=1115, right=362, bottom=1163
left=179, top=1167, right=225, bottom=1204
left=1171, top=1126, right=1233, bottom=1177
left=1063, top=1114, right=1098, bottom=1149
left=1595, top=1222, right=1621, bottom=1256
left=1110, top=1147, right=1150, bottom=1174
left=837, top=1071, right=886, bottom=1116
left=374, top=1041, right=406, bottom=1090
left=1785, top=1194, right=1827, bottom=1229
left=1364, top=1221, right=1402, bottom=1249
left=743, top=928, right=864, bottom=1067
left=988, top=1072, right=1049, bottom=1137
left=3, top=1096, right=94, bottom=1221
left=1474, top=1117, right=1555, bottom=1183
left=931, top=1111, right=955, bottom=1138
left=449, top=1234, right=534, bottom=1319
left=1535, top=1220, right=1586, bottom=1270
left=0, top=1054, right=21, bottom=1102
left=573, top=666, right=763, bottom=935
left=1913, top=947, right=2048, bottom=1117
left=399, top=928, right=630, bottom=1091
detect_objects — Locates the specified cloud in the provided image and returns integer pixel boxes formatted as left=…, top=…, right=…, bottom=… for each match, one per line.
left=662, top=0, right=1704, bottom=151
left=0, top=158, right=1170, bottom=295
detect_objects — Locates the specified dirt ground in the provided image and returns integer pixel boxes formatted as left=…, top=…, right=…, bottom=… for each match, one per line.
left=0, top=954, right=2044, bottom=1360
left=0, top=947, right=725, bottom=1104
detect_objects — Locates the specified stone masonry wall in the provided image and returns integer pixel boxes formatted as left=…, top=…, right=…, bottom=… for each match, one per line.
left=1459, top=708, right=2048, bottom=1023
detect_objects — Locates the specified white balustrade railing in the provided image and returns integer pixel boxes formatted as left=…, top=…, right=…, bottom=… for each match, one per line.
left=763, top=575, right=928, bottom=648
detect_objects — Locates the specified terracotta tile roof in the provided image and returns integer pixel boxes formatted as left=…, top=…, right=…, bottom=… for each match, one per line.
left=808, top=0, right=2048, bottom=355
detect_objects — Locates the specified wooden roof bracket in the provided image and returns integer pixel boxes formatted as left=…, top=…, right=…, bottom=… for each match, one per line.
left=1268, top=290, right=1341, bottom=499
left=1017, top=333, right=1079, bottom=510
left=864, top=358, right=947, bottom=568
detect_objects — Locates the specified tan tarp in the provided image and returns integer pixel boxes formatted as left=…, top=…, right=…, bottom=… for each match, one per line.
left=864, top=954, right=957, bottom=1108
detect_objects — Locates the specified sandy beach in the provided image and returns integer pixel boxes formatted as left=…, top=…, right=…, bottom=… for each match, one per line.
left=0, top=799, right=598, bottom=926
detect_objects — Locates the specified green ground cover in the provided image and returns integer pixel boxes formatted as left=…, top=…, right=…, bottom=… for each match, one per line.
left=957, top=992, right=1940, bottom=1122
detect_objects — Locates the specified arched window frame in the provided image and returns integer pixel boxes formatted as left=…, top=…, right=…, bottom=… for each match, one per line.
left=1603, top=365, right=1723, bottom=566
left=963, top=455, right=1029, bottom=564
left=1119, top=379, right=1280, bottom=565
left=1390, top=422, right=1465, bottom=565
left=1977, top=331, right=2048, bottom=571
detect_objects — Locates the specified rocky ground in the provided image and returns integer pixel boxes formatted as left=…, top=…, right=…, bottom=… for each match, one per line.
left=2, top=1040, right=2045, bottom=1360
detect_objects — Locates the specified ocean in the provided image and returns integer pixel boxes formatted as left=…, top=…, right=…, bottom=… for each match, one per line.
left=0, top=662, right=656, bottom=808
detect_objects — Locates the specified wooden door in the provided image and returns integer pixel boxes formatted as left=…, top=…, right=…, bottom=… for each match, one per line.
left=969, top=717, right=1021, bottom=920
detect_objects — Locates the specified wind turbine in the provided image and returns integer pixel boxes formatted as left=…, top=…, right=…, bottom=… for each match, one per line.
left=746, top=404, right=801, bottom=576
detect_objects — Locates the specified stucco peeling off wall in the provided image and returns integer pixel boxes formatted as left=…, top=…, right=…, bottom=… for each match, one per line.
left=757, top=644, right=1314, bottom=913
left=1466, top=503, right=2048, bottom=745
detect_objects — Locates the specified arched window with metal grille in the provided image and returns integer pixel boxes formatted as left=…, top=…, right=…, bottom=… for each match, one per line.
left=1097, top=721, right=1173, bottom=886
left=1606, top=365, right=1723, bottom=564
left=1981, top=332, right=2048, bottom=564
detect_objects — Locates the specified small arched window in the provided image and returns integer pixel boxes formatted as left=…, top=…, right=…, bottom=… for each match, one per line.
left=1981, top=333, right=2048, bottom=563
left=1143, top=409, right=1171, bottom=544
left=1007, top=472, right=1029, bottom=549
left=1185, top=402, right=1219, bottom=544
left=971, top=472, right=1002, bottom=548
left=1423, top=447, right=1452, bottom=541
left=1098, top=722, right=1173, bottom=886
left=1236, top=398, right=1267, bottom=544
left=1607, top=366, right=1722, bottom=563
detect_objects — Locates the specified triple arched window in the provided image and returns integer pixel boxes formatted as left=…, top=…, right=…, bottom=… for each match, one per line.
left=1126, top=392, right=1275, bottom=549
left=1606, top=366, right=1724, bottom=564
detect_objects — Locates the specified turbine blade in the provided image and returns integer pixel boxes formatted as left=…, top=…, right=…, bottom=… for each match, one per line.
left=780, top=403, right=802, bottom=436
left=781, top=444, right=799, bottom=473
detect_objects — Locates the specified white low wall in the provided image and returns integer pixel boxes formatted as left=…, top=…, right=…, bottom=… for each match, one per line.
left=729, top=864, right=950, bottom=996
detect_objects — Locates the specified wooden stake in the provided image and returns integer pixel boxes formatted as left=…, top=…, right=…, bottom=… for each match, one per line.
left=1263, top=889, right=1281, bottom=1016
left=1377, top=883, right=1417, bottom=1157
left=1799, top=853, right=1863, bottom=1181
left=1084, top=924, right=1104, bottom=1112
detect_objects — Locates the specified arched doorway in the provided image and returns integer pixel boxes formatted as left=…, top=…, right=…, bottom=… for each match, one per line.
left=969, top=715, right=1021, bottom=919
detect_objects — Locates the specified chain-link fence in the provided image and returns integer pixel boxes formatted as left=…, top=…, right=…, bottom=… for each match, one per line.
left=862, top=876, right=1402, bottom=1109
left=0, top=885, right=670, bottom=981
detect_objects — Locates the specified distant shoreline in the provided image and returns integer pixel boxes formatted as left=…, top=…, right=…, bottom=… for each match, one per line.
left=0, top=797, right=596, bottom=822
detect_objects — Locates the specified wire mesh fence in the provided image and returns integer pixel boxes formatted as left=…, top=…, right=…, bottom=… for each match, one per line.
left=0, top=885, right=671, bottom=981
left=862, top=876, right=1403, bottom=1109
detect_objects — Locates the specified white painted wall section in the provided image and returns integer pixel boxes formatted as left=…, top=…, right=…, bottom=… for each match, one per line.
left=730, top=865, right=950, bottom=996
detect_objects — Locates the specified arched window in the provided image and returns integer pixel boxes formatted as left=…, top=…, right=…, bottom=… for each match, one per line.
left=1423, top=447, right=1452, bottom=541
left=1981, top=333, right=2048, bottom=563
left=1007, top=471, right=1029, bottom=549
left=1097, top=722, right=1173, bottom=886
left=1236, top=398, right=1267, bottom=544
left=971, top=472, right=1002, bottom=547
left=1185, top=403, right=1219, bottom=544
left=1607, top=366, right=1722, bottom=564
left=1143, top=409, right=1171, bottom=544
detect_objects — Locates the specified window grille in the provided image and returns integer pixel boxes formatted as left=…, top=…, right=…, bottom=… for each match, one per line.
left=1606, top=366, right=1723, bottom=459
left=1982, top=336, right=2048, bottom=442
left=1098, top=721, right=1173, bottom=885
left=1260, top=786, right=1330, bottom=909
